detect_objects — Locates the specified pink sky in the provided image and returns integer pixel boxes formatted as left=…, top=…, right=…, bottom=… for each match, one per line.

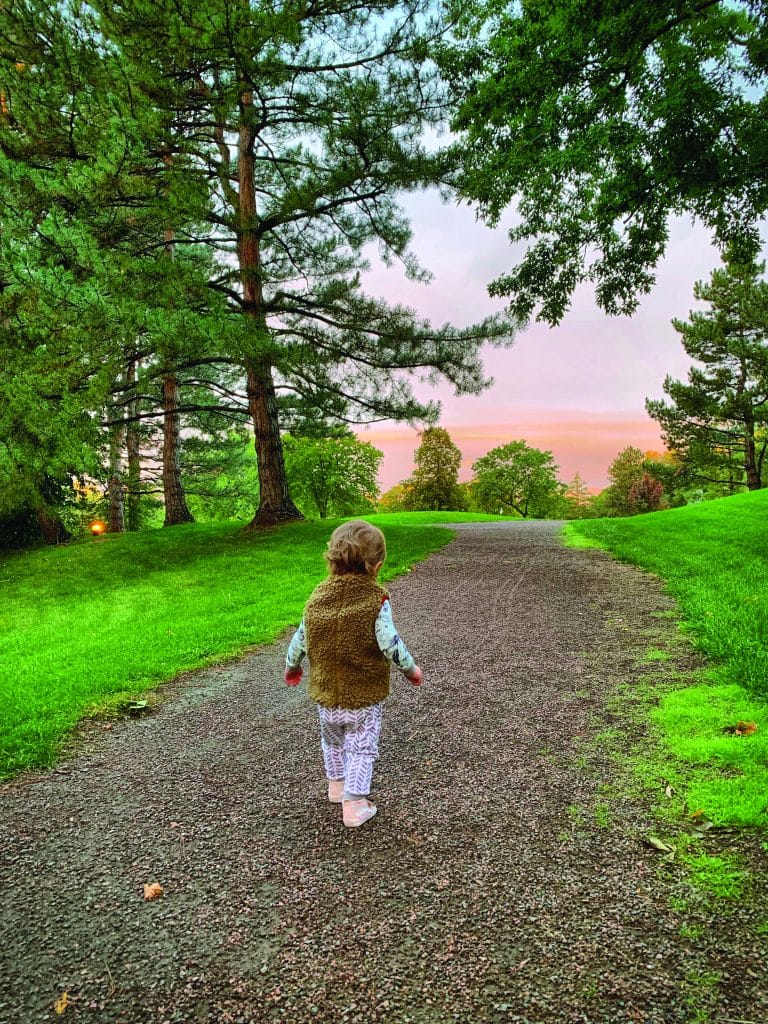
left=355, top=192, right=759, bottom=492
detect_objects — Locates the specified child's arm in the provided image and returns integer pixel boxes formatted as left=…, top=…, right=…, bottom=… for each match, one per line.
left=284, top=619, right=306, bottom=686
left=375, top=599, right=422, bottom=686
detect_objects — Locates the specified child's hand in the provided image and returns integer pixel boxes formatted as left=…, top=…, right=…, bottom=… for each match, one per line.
left=405, top=665, right=423, bottom=687
left=285, top=667, right=303, bottom=687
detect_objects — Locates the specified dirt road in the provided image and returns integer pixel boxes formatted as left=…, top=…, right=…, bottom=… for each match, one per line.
left=1, top=522, right=766, bottom=1023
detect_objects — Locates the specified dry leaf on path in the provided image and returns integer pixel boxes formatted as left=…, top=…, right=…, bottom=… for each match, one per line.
left=54, top=992, right=69, bottom=1015
left=143, top=882, right=164, bottom=900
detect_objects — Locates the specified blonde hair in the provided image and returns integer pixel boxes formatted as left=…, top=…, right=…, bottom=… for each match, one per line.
left=326, top=520, right=386, bottom=576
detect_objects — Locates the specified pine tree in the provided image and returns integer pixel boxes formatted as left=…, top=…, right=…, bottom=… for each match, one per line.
left=86, top=0, right=512, bottom=525
left=0, top=3, right=224, bottom=534
left=647, top=254, right=768, bottom=491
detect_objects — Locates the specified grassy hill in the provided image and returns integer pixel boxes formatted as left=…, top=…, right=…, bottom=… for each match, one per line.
left=567, top=489, right=768, bottom=828
left=0, top=512, right=503, bottom=777
left=566, top=489, right=768, bottom=696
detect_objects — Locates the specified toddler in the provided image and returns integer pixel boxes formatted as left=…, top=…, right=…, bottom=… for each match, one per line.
left=284, top=520, right=422, bottom=828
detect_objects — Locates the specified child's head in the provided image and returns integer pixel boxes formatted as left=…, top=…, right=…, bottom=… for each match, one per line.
left=326, top=520, right=386, bottom=576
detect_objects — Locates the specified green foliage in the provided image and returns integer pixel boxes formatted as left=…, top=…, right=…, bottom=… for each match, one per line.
left=2, top=0, right=515, bottom=533
left=566, top=488, right=768, bottom=697
left=471, top=439, right=564, bottom=518
left=602, top=446, right=667, bottom=516
left=0, top=506, right=40, bottom=550
left=646, top=254, right=768, bottom=491
left=604, top=446, right=647, bottom=515
left=0, top=0, right=231, bottom=533
left=181, top=430, right=259, bottom=523
left=442, top=1, right=768, bottom=323
left=282, top=434, right=383, bottom=519
left=406, top=427, right=467, bottom=511
left=378, top=481, right=415, bottom=513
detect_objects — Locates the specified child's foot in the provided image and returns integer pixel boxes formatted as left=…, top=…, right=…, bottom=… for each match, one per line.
left=327, top=779, right=344, bottom=803
left=342, top=798, right=377, bottom=828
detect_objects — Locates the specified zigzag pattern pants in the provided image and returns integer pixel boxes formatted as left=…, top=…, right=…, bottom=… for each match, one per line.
left=318, top=702, right=383, bottom=800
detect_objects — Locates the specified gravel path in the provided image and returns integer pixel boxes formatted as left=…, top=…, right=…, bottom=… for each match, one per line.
left=2, top=521, right=767, bottom=1024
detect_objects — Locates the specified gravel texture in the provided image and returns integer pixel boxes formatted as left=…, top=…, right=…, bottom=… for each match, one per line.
left=1, top=521, right=767, bottom=1024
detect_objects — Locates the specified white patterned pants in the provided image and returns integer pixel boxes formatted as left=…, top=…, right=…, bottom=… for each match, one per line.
left=317, top=703, right=383, bottom=800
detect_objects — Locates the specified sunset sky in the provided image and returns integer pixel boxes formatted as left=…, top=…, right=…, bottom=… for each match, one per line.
left=355, top=190, right=746, bottom=493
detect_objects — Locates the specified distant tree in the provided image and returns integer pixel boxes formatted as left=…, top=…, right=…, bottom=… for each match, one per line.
left=283, top=435, right=383, bottom=519
left=378, top=482, right=415, bottom=513
left=471, top=440, right=563, bottom=518
left=408, top=428, right=466, bottom=511
left=642, top=451, right=690, bottom=507
left=605, top=446, right=646, bottom=516
left=604, top=446, right=667, bottom=516
left=646, top=254, right=768, bottom=492
left=563, top=473, right=596, bottom=520
left=590, top=488, right=614, bottom=519
left=628, top=473, right=666, bottom=514
left=442, top=1, right=768, bottom=324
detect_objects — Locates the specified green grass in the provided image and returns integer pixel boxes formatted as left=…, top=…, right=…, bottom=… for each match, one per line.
left=654, top=683, right=768, bottom=826
left=565, top=490, right=768, bottom=829
left=680, top=851, right=748, bottom=901
left=565, top=489, right=768, bottom=695
left=0, top=511, right=506, bottom=777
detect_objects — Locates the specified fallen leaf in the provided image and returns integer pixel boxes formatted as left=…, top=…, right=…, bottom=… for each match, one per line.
left=736, top=720, right=758, bottom=735
left=722, top=720, right=758, bottom=735
left=693, top=818, right=714, bottom=834
left=645, top=835, right=675, bottom=854
left=54, top=992, right=69, bottom=1015
left=143, top=882, right=164, bottom=900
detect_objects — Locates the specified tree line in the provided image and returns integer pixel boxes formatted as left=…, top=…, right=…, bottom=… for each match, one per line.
left=2, top=1, right=766, bottom=545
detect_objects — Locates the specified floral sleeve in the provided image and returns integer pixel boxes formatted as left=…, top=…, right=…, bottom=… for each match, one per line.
left=286, top=619, right=307, bottom=669
left=374, top=599, right=416, bottom=674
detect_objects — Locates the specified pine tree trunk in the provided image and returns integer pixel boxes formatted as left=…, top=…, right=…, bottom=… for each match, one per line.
left=125, top=359, right=142, bottom=530
left=238, top=89, right=301, bottom=528
left=107, top=427, right=126, bottom=533
left=34, top=505, right=71, bottom=544
left=743, top=423, right=762, bottom=490
left=29, top=478, right=72, bottom=545
left=162, top=371, right=194, bottom=526
left=244, top=358, right=302, bottom=527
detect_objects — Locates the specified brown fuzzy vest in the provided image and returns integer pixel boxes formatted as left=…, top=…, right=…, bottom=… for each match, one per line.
left=304, top=573, right=390, bottom=709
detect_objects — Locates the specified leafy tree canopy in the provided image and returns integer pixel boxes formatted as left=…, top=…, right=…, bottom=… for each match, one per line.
left=442, top=0, right=768, bottom=324
left=282, top=434, right=383, bottom=519
left=408, top=426, right=466, bottom=510
left=471, top=439, right=563, bottom=517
